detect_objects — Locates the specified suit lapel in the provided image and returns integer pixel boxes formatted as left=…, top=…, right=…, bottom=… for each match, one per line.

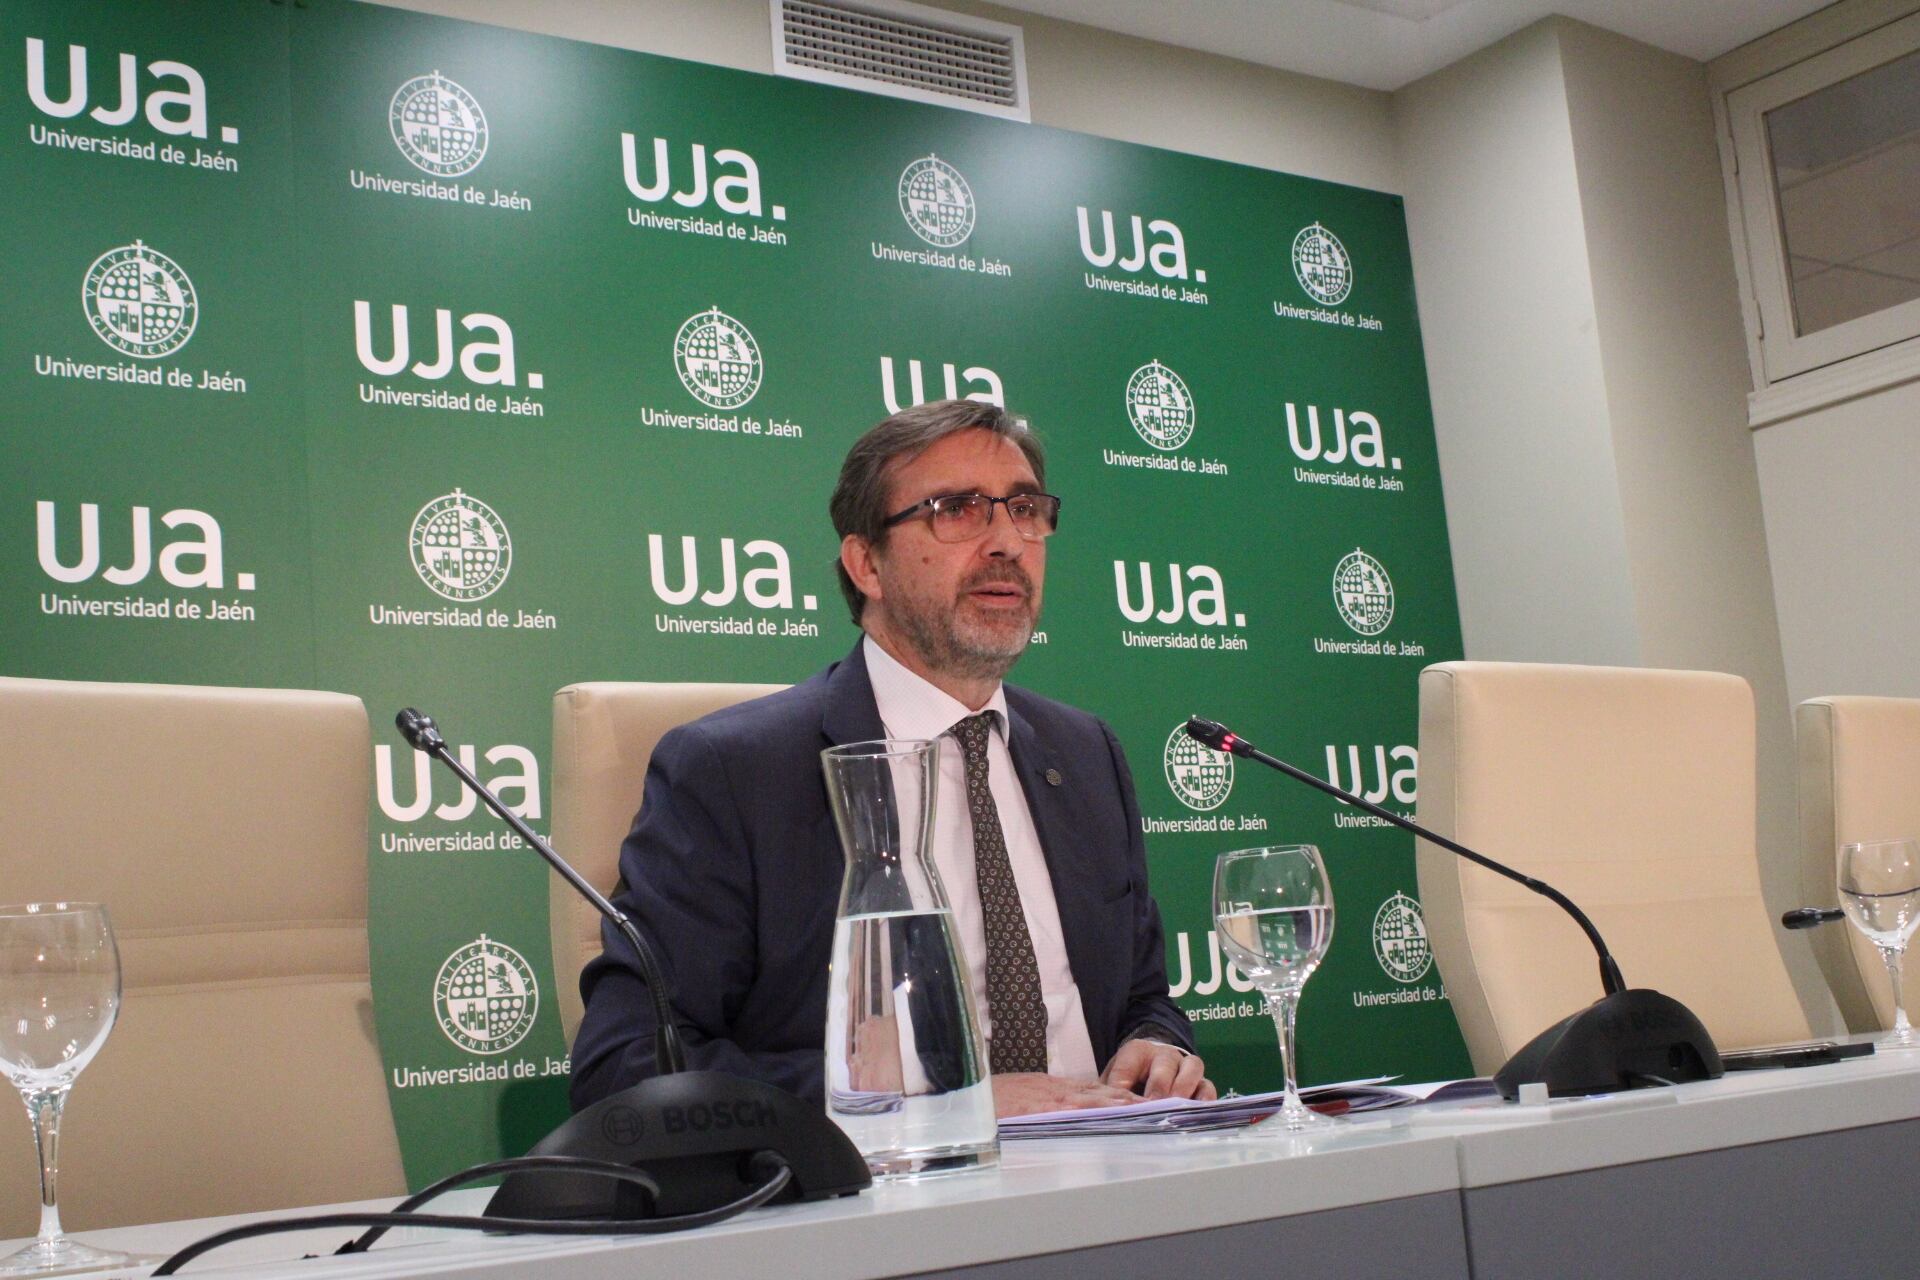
left=809, top=643, right=888, bottom=894
left=820, top=641, right=886, bottom=749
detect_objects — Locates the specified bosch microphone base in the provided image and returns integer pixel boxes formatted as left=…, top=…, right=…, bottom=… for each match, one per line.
left=487, top=1072, right=871, bottom=1219
left=1494, top=988, right=1723, bottom=1100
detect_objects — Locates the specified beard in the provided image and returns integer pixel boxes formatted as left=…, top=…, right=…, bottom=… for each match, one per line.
left=879, top=561, right=1037, bottom=683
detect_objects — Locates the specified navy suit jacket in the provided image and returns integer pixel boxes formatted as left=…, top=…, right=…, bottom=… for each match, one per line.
left=570, top=642, right=1194, bottom=1108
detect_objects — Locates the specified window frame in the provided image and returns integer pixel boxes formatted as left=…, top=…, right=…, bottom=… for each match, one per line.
left=1714, top=4, right=1920, bottom=423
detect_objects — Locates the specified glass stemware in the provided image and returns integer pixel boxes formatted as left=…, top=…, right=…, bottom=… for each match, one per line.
left=0, top=902, right=141, bottom=1276
left=1837, top=839, right=1920, bottom=1051
left=1213, top=846, right=1337, bottom=1132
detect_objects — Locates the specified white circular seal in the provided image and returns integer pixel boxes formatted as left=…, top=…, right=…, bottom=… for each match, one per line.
left=1163, top=722, right=1233, bottom=813
left=434, top=935, right=539, bottom=1055
left=1291, top=222, right=1353, bottom=306
left=673, top=307, right=763, bottom=409
left=1372, top=892, right=1433, bottom=984
left=83, top=241, right=197, bottom=358
left=1125, top=360, right=1196, bottom=452
left=390, top=72, right=489, bottom=177
left=410, top=489, right=512, bottom=602
left=1332, top=548, right=1394, bottom=637
left=898, top=155, right=976, bottom=248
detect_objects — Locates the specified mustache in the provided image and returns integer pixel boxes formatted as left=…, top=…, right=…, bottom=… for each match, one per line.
left=961, top=564, right=1033, bottom=597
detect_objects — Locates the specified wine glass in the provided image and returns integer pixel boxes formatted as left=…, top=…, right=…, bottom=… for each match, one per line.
left=1838, top=839, right=1920, bottom=1051
left=1214, top=846, right=1336, bottom=1132
left=0, top=903, right=141, bottom=1275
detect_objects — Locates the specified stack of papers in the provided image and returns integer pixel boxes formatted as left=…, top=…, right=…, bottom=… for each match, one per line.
left=1000, top=1077, right=1495, bottom=1137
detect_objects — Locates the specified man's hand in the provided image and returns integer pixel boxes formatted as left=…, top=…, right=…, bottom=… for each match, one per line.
left=1101, top=1039, right=1217, bottom=1102
left=991, top=1072, right=1138, bottom=1118
left=847, top=1014, right=905, bottom=1094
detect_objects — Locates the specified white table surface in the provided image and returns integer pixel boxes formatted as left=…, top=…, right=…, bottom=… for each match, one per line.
left=1413, top=1042, right=1920, bottom=1185
left=17, top=1049, right=1920, bottom=1280
left=16, top=1120, right=1464, bottom=1280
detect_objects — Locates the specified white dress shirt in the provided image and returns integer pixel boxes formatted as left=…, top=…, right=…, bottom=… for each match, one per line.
left=863, top=637, right=1100, bottom=1079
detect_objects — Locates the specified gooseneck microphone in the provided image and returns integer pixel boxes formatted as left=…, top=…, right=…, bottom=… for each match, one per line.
left=1186, top=718, right=1626, bottom=997
left=394, top=708, right=870, bottom=1219
left=397, top=707, right=684, bottom=1076
left=1184, top=716, right=1723, bottom=1100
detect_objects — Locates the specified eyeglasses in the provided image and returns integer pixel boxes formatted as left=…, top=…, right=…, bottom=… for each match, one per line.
left=881, top=492, right=1062, bottom=543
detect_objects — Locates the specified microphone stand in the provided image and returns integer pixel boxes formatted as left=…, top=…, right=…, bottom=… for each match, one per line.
left=396, top=708, right=685, bottom=1075
left=395, top=708, right=869, bottom=1217
left=1185, top=717, right=1723, bottom=1099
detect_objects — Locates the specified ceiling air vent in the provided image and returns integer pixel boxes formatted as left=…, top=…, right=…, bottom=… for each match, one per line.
left=771, top=0, right=1030, bottom=122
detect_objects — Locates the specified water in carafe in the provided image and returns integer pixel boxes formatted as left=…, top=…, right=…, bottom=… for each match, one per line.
left=821, top=738, right=997, bottom=1178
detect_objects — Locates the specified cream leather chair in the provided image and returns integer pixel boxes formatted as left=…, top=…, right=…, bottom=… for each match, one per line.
left=0, top=676, right=404, bottom=1235
left=548, top=682, right=784, bottom=1042
left=1796, top=696, right=1920, bottom=1032
left=1416, top=662, right=1810, bottom=1075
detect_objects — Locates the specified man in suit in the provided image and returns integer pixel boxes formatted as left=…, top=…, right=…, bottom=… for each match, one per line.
left=572, top=400, right=1212, bottom=1115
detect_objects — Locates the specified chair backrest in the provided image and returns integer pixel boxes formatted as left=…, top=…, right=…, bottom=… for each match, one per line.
left=1795, top=696, right=1920, bottom=1031
left=548, top=681, right=785, bottom=1042
left=0, top=676, right=405, bottom=1234
left=1416, top=661, right=1810, bottom=1074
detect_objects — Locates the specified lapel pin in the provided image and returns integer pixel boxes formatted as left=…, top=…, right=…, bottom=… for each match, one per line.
left=1045, top=768, right=1063, bottom=786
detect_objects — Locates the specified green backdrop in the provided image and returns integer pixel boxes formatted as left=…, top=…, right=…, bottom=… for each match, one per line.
left=4, top=0, right=1471, bottom=1185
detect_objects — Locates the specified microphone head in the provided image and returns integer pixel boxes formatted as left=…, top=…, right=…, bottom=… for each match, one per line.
left=395, top=707, right=446, bottom=753
left=1186, top=716, right=1235, bottom=752
left=1780, top=906, right=1841, bottom=930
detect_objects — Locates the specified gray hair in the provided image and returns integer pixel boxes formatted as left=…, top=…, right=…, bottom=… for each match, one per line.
left=830, top=399, right=1046, bottom=625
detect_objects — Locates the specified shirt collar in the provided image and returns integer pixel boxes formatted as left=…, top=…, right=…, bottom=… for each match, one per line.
left=863, top=635, right=1008, bottom=743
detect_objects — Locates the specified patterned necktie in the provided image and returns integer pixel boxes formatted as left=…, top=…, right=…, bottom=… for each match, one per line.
left=950, top=713, right=1050, bottom=1075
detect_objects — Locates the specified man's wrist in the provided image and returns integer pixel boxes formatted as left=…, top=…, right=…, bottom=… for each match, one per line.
left=1120, top=1022, right=1196, bottom=1058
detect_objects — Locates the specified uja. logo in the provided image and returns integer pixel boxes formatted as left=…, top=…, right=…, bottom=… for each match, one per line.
left=648, top=535, right=819, bottom=611
left=1166, top=929, right=1257, bottom=998
left=898, top=155, right=975, bottom=248
left=1372, top=892, right=1432, bottom=984
left=433, top=935, right=537, bottom=1055
left=1125, top=360, right=1194, bottom=452
left=376, top=742, right=540, bottom=823
left=673, top=308, right=762, bottom=409
left=1114, top=562, right=1246, bottom=629
left=1286, top=403, right=1396, bottom=471
left=880, top=357, right=1003, bottom=413
left=1326, top=744, right=1417, bottom=806
left=1077, top=207, right=1201, bottom=282
left=84, top=241, right=196, bottom=358
left=410, top=490, right=511, bottom=602
left=26, top=38, right=234, bottom=142
left=1332, top=548, right=1393, bottom=636
left=390, top=72, right=487, bottom=177
left=1164, top=722, right=1233, bottom=812
left=354, top=301, right=537, bottom=388
left=623, top=134, right=783, bottom=220
left=37, top=501, right=252, bottom=590
left=1292, top=222, right=1352, bottom=306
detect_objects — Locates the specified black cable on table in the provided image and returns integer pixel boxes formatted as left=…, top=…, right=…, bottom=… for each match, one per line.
left=152, top=1156, right=792, bottom=1275
left=337, top=1155, right=659, bottom=1253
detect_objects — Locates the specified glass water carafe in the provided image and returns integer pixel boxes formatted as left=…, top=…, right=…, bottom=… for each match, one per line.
left=821, top=738, right=997, bottom=1178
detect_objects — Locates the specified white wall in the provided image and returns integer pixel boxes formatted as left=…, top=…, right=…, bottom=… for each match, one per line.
left=1394, top=18, right=1831, bottom=1028
left=373, top=0, right=1401, bottom=191
left=1556, top=20, right=1817, bottom=1021
left=1710, top=1, right=1920, bottom=713
left=1391, top=22, right=1642, bottom=668
left=1753, top=379, right=1920, bottom=708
